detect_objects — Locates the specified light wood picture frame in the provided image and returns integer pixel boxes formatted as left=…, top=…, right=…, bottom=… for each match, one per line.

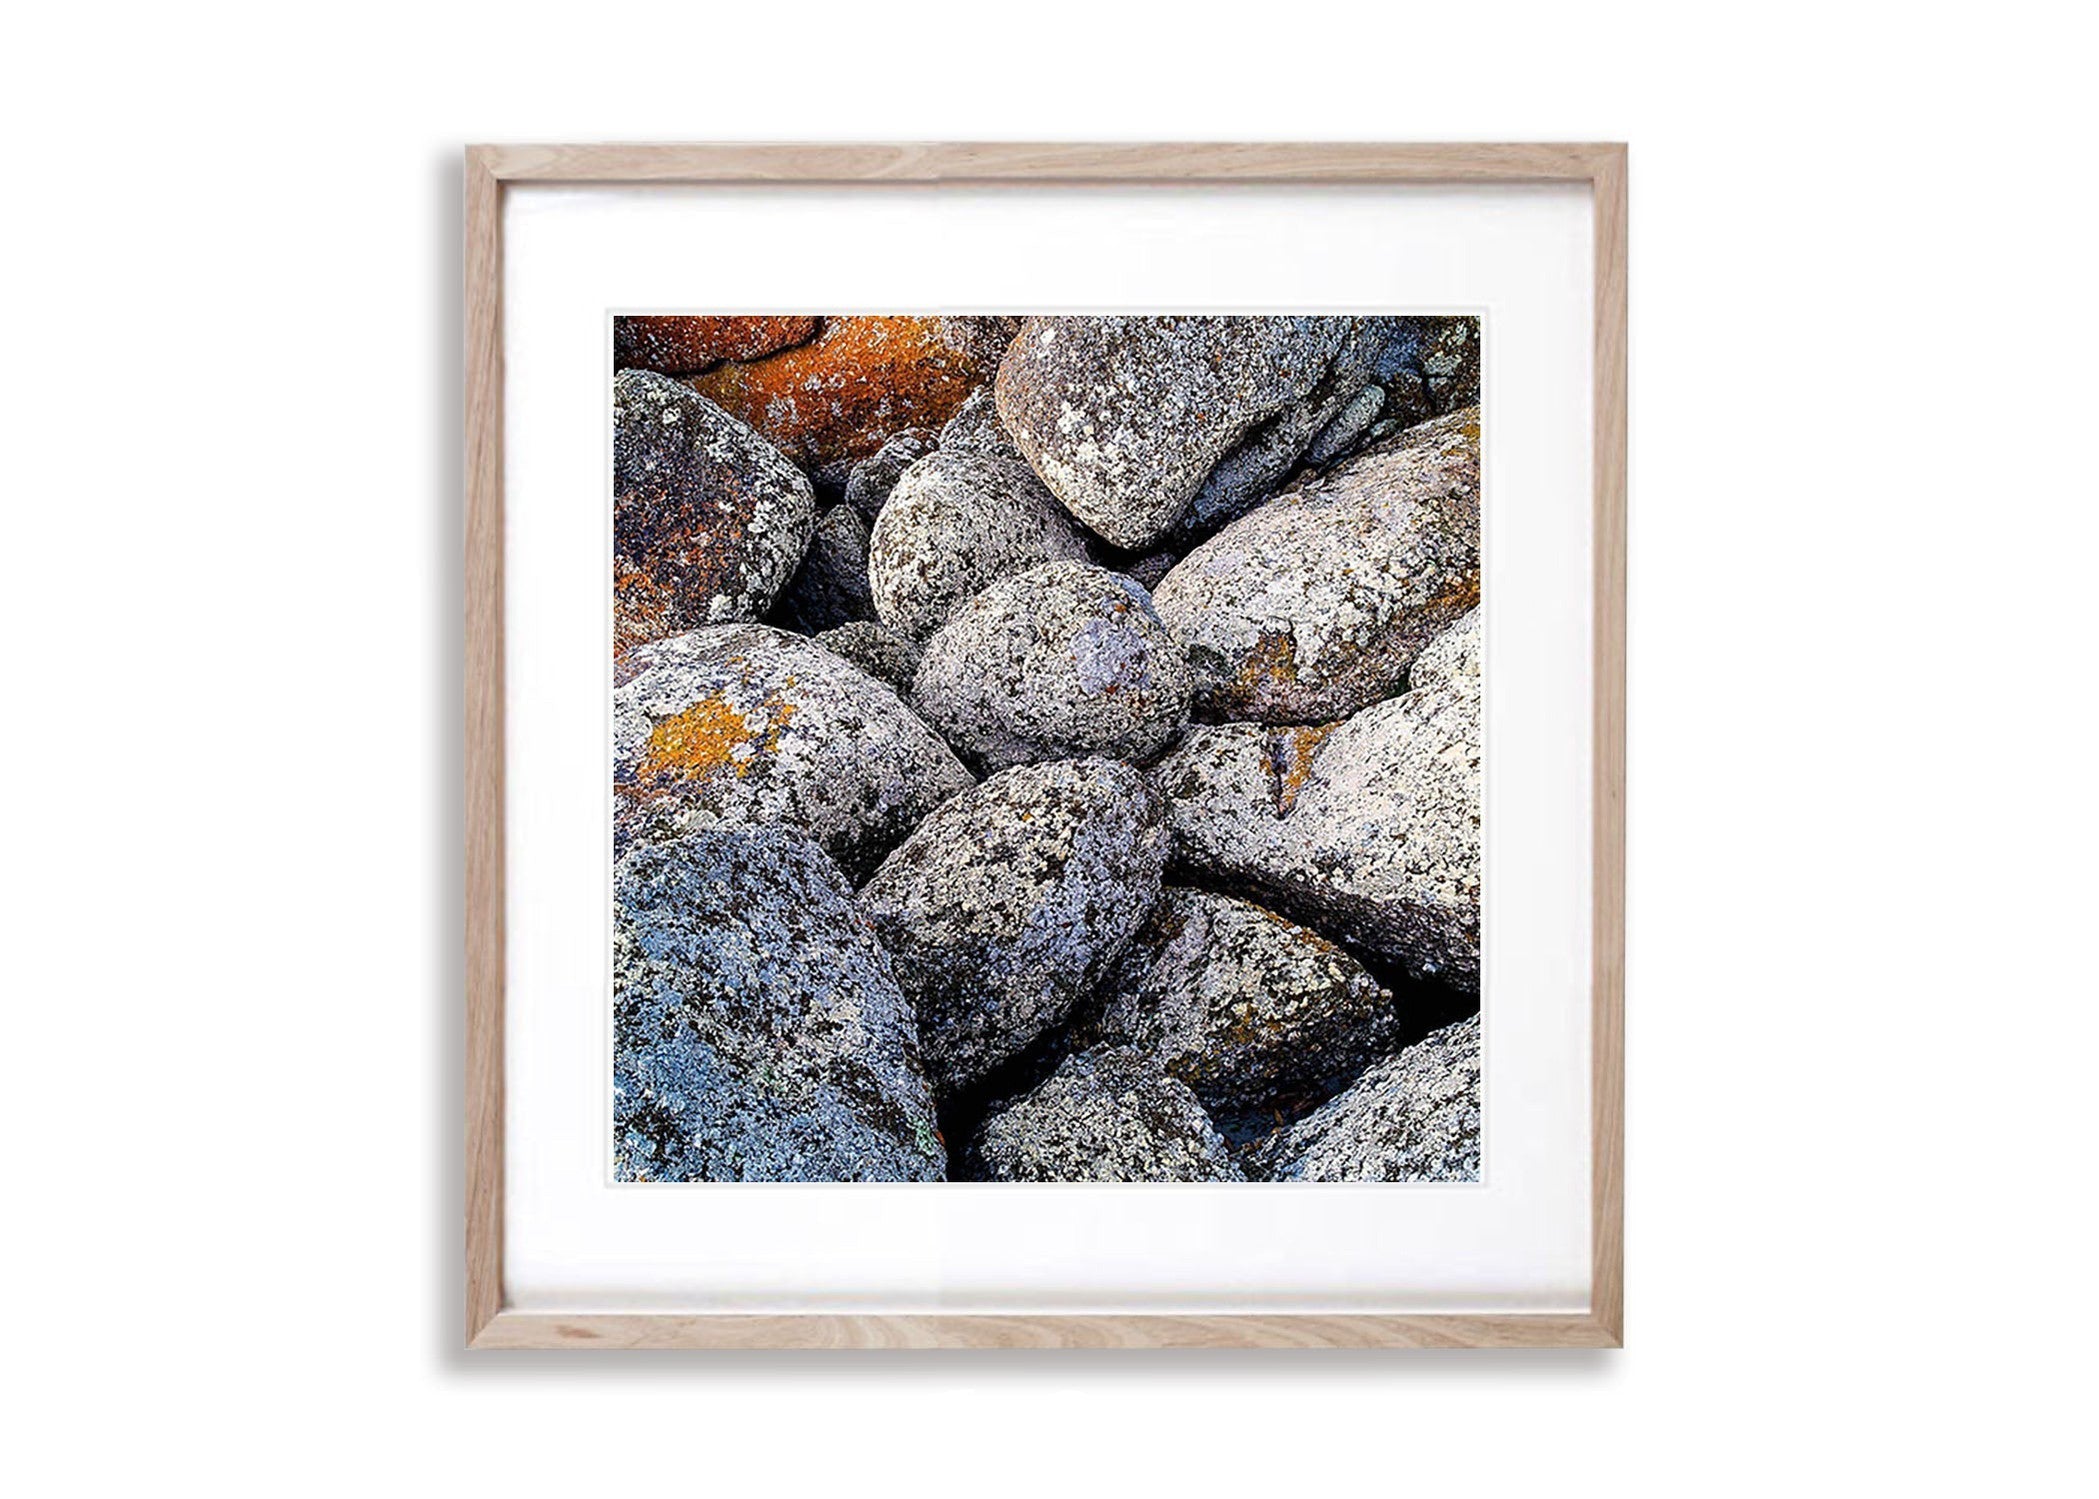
left=465, top=142, right=1626, bottom=1350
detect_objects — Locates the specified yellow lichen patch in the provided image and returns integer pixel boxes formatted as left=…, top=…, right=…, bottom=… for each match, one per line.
left=636, top=696, right=758, bottom=782
left=1239, top=629, right=1301, bottom=693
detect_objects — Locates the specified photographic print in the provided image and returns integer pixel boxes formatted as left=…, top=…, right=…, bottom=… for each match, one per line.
left=610, top=315, right=1482, bottom=1184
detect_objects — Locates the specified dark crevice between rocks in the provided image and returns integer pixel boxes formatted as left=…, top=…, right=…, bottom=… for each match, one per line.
left=933, top=1026, right=1082, bottom=1182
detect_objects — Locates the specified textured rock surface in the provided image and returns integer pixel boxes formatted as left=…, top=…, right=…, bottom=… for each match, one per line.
left=1090, top=890, right=1399, bottom=1122
left=867, top=445, right=1092, bottom=640
left=995, top=316, right=1387, bottom=549
left=1169, top=318, right=1401, bottom=545
left=613, top=315, right=819, bottom=375
left=811, top=620, right=922, bottom=695
left=613, top=826, right=944, bottom=1182
left=1148, top=609, right=1481, bottom=984
left=686, top=316, right=1015, bottom=491
left=967, top=1048, right=1242, bottom=1182
left=911, top=562, right=1192, bottom=772
left=842, top=427, right=936, bottom=525
left=613, top=624, right=972, bottom=881
left=932, top=384, right=1009, bottom=455
left=1305, top=384, right=1387, bottom=466
left=1152, top=408, right=1480, bottom=724
left=1375, top=315, right=1482, bottom=416
left=613, top=371, right=817, bottom=654
left=858, top=759, right=1169, bottom=1096
left=1243, top=1014, right=1480, bottom=1182
left=777, top=503, right=875, bottom=632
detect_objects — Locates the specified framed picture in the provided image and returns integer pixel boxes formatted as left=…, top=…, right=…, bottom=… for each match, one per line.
left=466, top=142, right=1626, bottom=1348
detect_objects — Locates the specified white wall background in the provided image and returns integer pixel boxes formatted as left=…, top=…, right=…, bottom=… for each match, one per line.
left=2, top=3, right=2092, bottom=1494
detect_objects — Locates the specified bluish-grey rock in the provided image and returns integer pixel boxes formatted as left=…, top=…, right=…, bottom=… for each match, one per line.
left=812, top=619, right=922, bottom=696
left=911, top=561, right=1193, bottom=772
left=613, top=826, right=944, bottom=1182
left=858, top=758, right=1170, bottom=1097
left=1373, top=315, right=1481, bottom=416
left=778, top=503, right=876, bottom=632
left=1089, top=889, right=1400, bottom=1122
left=613, top=624, right=972, bottom=881
left=1243, top=1014, right=1481, bottom=1182
left=967, top=1048, right=1242, bottom=1182
left=1151, top=408, right=1480, bottom=724
left=1148, top=609, right=1481, bottom=986
left=614, top=370, right=817, bottom=654
left=867, top=445, right=1093, bottom=640
left=842, top=427, right=937, bottom=525
left=994, top=316, right=1375, bottom=550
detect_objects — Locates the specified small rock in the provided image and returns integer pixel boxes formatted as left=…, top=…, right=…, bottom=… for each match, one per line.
left=613, top=826, right=944, bottom=1182
left=932, top=384, right=1010, bottom=455
left=1089, top=889, right=1400, bottom=1123
left=842, top=428, right=937, bottom=525
left=867, top=446, right=1092, bottom=640
left=812, top=620, right=922, bottom=695
left=613, top=371, right=817, bottom=654
left=777, top=504, right=875, bottom=633
left=995, top=316, right=1390, bottom=549
left=1148, top=609, right=1481, bottom=985
left=967, top=1048, right=1242, bottom=1182
left=1305, top=384, right=1387, bottom=465
left=614, top=624, right=973, bottom=881
left=1373, top=316, right=1481, bottom=416
left=686, top=316, right=1015, bottom=492
left=858, top=759, right=1169, bottom=1097
left=613, top=315, right=820, bottom=375
left=1151, top=407, right=1479, bottom=724
left=1243, top=1014, right=1480, bottom=1182
left=1123, top=550, right=1178, bottom=591
left=911, top=562, right=1193, bottom=772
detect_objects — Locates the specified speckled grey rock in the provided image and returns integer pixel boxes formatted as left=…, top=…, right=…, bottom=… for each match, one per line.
left=858, top=759, right=1170, bottom=1097
left=842, top=427, right=936, bottom=525
left=1168, top=318, right=1401, bottom=546
left=1148, top=609, right=1481, bottom=985
left=1089, top=890, right=1400, bottom=1122
left=812, top=620, right=923, bottom=695
left=614, top=624, right=973, bottom=881
left=1373, top=316, right=1481, bottom=416
left=1124, top=550, right=1178, bottom=591
left=995, top=316, right=1371, bottom=549
left=1305, top=384, right=1387, bottom=465
left=967, top=1048, right=1242, bottom=1182
left=614, top=370, right=818, bottom=654
left=777, top=503, right=875, bottom=632
left=933, top=385, right=1011, bottom=456
left=1152, top=408, right=1480, bottom=724
left=910, top=562, right=1193, bottom=773
left=867, top=446, right=1093, bottom=640
left=1243, top=1014, right=1480, bottom=1182
left=613, top=826, right=944, bottom=1182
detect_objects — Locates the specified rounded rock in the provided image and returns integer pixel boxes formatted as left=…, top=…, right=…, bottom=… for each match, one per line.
left=1151, top=407, right=1480, bottom=724
left=811, top=620, right=923, bottom=696
left=910, top=561, right=1193, bottom=772
left=842, top=427, right=937, bottom=525
left=613, top=370, right=818, bottom=654
left=614, top=826, right=944, bottom=1182
left=614, top=624, right=973, bottom=881
left=857, top=759, right=1169, bottom=1097
left=967, top=1048, right=1242, bottom=1183
left=613, top=315, right=820, bottom=375
left=1243, top=1014, right=1481, bottom=1182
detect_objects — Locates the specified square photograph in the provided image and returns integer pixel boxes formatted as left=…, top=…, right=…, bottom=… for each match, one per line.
left=609, top=315, right=1481, bottom=1183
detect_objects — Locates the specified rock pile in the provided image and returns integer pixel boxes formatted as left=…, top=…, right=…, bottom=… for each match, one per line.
left=610, top=313, right=1484, bottom=1181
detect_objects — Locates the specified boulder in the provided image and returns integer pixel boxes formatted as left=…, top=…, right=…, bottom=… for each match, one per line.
left=686, top=316, right=1015, bottom=491
left=866, top=445, right=1092, bottom=640
left=1168, top=318, right=1402, bottom=544
left=841, top=427, right=936, bottom=525
left=613, top=315, right=820, bottom=375
left=857, top=759, right=1169, bottom=1097
left=613, top=624, right=973, bottom=881
left=613, top=371, right=817, bottom=654
left=776, top=503, right=875, bottom=633
left=932, top=384, right=1009, bottom=455
left=966, top=1048, right=1242, bottom=1182
left=1243, top=1014, right=1480, bottom=1182
left=811, top=620, right=922, bottom=696
left=1089, top=889, right=1400, bottom=1123
left=1374, top=315, right=1481, bottom=415
left=613, top=826, right=944, bottom=1182
left=1148, top=609, right=1481, bottom=985
left=994, top=316, right=1387, bottom=549
left=1151, top=407, right=1479, bottom=724
left=910, top=562, right=1193, bottom=772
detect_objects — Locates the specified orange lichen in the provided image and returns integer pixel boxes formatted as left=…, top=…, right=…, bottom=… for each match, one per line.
left=636, top=696, right=758, bottom=781
left=685, top=316, right=1007, bottom=474
left=1272, top=722, right=1339, bottom=814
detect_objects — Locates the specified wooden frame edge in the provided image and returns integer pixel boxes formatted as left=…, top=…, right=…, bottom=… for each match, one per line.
left=462, top=142, right=1627, bottom=1351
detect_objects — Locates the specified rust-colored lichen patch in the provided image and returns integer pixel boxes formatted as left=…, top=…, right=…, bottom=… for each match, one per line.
left=614, top=315, right=820, bottom=374
left=636, top=696, right=759, bottom=781
left=1271, top=722, right=1339, bottom=815
left=685, top=316, right=1012, bottom=481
